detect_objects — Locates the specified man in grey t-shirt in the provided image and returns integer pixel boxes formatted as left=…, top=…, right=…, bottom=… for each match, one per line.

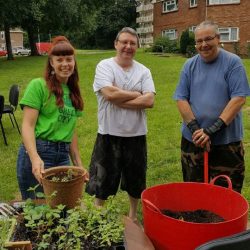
left=86, top=27, right=155, bottom=222
left=174, top=20, right=249, bottom=192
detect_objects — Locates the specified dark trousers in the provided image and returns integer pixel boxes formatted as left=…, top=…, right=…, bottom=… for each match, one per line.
left=181, top=137, right=245, bottom=193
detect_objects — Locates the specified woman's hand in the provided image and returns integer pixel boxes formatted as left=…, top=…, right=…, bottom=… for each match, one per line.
left=32, top=157, right=45, bottom=183
left=77, top=165, right=89, bottom=181
left=83, top=168, right=89, bottom=181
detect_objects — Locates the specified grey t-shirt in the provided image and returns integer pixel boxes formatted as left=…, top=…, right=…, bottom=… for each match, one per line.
left=174, top=49, right=250, bottom=145
left=93, top=58, right=155, bottom=137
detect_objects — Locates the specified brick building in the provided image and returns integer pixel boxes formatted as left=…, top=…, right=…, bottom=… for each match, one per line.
left=152, top=0, right=250, bottom=55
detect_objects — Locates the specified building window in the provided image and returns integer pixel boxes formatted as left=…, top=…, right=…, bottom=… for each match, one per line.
left=189, top=26, right=197, bottom=33
left=208, top=0, right=240, bottom=5
left=0, top=31, right=4, bottom=40
left=190, top=0, right=197, bottom=7
left=163, top=0, right=178, bottom=13
left=218, top=27, right=239, bottom=42
left=162, top=29, right=177, bottom=40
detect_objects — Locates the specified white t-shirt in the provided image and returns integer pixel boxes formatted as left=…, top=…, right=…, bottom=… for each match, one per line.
left=93, top=57, right=155, bottom=137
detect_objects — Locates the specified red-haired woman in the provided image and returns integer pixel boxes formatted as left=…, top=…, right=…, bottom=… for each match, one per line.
left=17, top=36, right=86, bottom=199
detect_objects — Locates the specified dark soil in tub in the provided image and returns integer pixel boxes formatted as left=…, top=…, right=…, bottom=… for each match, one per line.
left=161, top=209, right=225, bottom=223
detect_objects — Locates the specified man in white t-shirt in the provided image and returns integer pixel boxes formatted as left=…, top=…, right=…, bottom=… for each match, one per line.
left=86, top=27, right=155, bottom=222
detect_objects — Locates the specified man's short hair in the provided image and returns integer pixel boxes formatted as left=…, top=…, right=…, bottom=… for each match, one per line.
left=115, top=27, right=140, bottom=47
left=195, top=20, right=220, bottom=35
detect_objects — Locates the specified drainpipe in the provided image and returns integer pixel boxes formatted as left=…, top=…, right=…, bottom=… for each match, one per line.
left=205, top=0, right=207, bottom=20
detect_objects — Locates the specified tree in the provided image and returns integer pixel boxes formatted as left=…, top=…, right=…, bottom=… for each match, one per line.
left=180, top=29, right=190, bottom=54
left=3, top=23, right=13, bottom=60
left=15, top=0, right=48, bottom=56
left=94, top=0, right=137, bottom=49
left=0, top=0, right=46, bottom=57
left=1, top=0, right=137, bottom=52
left=179, top=29, right=195, bottom=56
left=14, top=0, right=81, bottom=55
left=63, top=0, right=100, bottom=48
left=40, top=0, right=79, bottom=36
left=37, top=0, right=98, bottom=49
left=0, top=0, right=19, bottom=60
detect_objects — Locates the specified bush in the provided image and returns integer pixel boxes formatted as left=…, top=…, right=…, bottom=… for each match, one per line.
left=180, top=30, right=190, bottom=54
left=247, top=43, right=250, bottom=58
left=233, top=42, right=240, bottom=56
left=186, top=45, right=197, bottom=58
left=180, top=29, right=196, bottom=56
left=143, top=47, right=153, bottom=53
left=152, top=36, right=179, bottom=53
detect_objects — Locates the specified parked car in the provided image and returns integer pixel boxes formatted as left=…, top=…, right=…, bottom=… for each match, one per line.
left=13, top=47, right=31, bottom=56
left=0, top=49, right=7, bottom=57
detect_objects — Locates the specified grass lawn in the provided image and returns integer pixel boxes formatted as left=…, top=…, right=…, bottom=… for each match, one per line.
left=0, top=51, right=250, bottom=220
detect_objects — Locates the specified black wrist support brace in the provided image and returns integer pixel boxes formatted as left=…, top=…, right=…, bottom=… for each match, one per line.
left=204, top=118, right=227, bottom=136
left=187, top=119, right=200, bottom=134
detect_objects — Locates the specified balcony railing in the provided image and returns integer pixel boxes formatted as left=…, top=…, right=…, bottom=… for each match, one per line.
left=139, top=37, right=154, bottom=45
left=137, top=25, right=154, bottom=34
left=136, top=3, right=154, bottom=12
left=136, top=14, right=153, bottom=23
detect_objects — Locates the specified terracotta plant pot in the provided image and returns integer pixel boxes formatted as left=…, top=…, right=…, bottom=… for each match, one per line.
left=41, top=166, right=88, bottom=209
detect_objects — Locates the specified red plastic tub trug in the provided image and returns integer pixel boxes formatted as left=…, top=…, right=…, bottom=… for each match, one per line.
left=142, top=178, right=249, bottom=250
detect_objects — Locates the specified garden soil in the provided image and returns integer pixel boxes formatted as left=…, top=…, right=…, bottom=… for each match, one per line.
left=161, top=209, right=225, bottom=223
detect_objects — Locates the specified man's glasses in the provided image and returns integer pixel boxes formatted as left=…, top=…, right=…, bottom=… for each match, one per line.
left=117, top=40, right=137, bottom=47
left=195, top=35, right=217, bottom=46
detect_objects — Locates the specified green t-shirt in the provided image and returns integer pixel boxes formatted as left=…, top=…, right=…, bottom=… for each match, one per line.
left=20, top=78, right=82, bottom=142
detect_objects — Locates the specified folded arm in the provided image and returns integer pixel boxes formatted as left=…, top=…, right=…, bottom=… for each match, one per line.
left=100, top=86, right=142, bottom=105
left=116, top=92, right=155, bottom=109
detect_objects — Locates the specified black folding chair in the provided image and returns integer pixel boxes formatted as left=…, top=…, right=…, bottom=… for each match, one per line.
left=3, top=84, right=21, bottom=134
left=195, top=229, right=250, bottom=250
left=0, top=95, right=8, bottom=145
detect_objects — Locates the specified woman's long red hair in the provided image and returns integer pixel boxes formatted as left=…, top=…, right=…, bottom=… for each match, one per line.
left=44, top=36, right=83, bottom=111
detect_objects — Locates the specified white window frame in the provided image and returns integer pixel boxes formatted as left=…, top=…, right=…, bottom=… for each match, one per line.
left=190, top=0, right=197, bottom=7
left=208, top=0, right=240, bottom=5
left=162, top=29, right=177, bottom=40
left=189, top=26, right=197, bottom=33
left=218, top=27, right=239, bottom=42
left=162, top=0, right=178, bottom=13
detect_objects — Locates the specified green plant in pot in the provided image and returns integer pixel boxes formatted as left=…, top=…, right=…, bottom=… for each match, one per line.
left=14, top=195, right=124, bottom=249
left=1, top=215, right=32, bottom=250
left=41, top=166, right=88, bottom=209
left=0, top=217, right=16, bottom=248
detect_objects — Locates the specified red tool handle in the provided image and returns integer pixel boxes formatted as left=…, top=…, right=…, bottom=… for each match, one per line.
left=204, top=151, right=209, bottom=183
left=143, top=199, right=162, bottom=214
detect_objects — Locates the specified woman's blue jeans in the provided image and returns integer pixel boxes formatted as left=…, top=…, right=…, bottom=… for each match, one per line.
left=16, top=139, right=70, bottom=199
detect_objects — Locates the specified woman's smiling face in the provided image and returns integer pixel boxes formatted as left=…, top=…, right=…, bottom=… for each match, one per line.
left=50, top=55, right=75, bottom=83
